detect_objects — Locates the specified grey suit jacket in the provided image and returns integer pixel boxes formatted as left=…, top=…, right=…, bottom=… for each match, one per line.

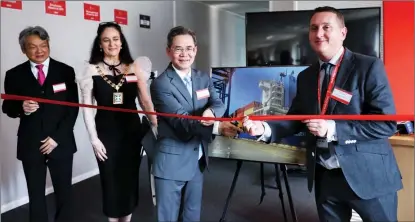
left=266, top=48, right=403, bottom=200
left=144, top=64, right=225, bottom=181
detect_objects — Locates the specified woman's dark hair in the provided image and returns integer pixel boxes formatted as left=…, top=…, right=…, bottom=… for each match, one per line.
left=88, top=21, right=134, bottom=64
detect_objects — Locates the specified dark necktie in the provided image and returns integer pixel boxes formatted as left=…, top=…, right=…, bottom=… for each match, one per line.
left=320, top=63, right=332, bottom=109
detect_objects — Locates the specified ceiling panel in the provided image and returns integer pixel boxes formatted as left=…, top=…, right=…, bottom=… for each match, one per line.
left=199, top=1, right=269, bottom=16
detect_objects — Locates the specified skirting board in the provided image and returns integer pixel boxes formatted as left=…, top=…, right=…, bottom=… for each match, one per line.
left=1, top=168, right=100, bottom=213
left=1, top=151, right=147, bottom=214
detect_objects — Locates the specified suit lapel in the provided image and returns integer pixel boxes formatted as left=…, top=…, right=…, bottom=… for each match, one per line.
left=191, top=69, right=202, bottom=109
left=166, top=66, right=192, bottom=106
left=307, top=63, right=321, bottom=114
left=23, top=61, right=41, bottom=87
left=43, top=58, right=56, bottom=87
left=327, top=49, right=355, bottom=114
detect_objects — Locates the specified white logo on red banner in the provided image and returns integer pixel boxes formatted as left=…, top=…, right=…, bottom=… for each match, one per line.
left=45, top=0, right=66, bottom=16
left=84, top=3, right=100, bottom=21
left=1, top=0, right=22, bottom=10
left=114, top=9, right=128, bottom=25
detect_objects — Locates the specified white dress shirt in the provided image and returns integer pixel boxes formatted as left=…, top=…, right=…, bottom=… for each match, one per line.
left=259, top=47, right=345, bottom=169
left=24, top=57, right=50, bottom=115
left=30, top=57, right=50, bottom=79
left=171, top=65, right=221, bottom=159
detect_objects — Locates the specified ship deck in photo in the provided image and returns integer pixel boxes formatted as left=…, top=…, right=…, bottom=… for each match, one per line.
left=208, top=136, right=306, bottom=165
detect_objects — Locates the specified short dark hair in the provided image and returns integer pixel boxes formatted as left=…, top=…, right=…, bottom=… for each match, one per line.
left=18, top=26, right=49, bottom=52
left=88, top=21, right=134, bottom=65
left=311, top=6, right=345, bottom=27
left=166, top=26, right=197, bottom=48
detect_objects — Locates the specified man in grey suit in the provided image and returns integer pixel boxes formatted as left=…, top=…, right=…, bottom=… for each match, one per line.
left=243, top=7, right=402, bottom=222
left=149, top=26, right=241, bottom=222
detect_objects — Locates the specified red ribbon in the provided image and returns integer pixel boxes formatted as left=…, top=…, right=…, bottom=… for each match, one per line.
left=1, top=93, right=413, bottom=121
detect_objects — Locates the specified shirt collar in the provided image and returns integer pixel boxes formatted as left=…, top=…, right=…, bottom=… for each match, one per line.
left=172, top=64, right=191, bottom=81
left=30, top=57, right=50, bottom=69
left=319, top=47, right=344, bottom=68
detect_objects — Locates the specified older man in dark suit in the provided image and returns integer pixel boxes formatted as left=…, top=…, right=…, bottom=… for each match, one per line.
left=243, top=7, right=402, bottom=222
left=2, top=26, right=79, bottom=222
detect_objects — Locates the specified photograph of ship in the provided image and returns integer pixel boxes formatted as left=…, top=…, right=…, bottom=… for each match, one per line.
left=211, top=66, right=309, bottom=146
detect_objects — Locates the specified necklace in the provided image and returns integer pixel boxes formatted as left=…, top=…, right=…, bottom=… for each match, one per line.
left=102, top=60, right=122, bottom=76
left=95, top=63, right=130, bottom=105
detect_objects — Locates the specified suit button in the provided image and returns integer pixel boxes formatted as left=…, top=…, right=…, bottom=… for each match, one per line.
left=194, top=148, right=197, bottom=151
left=41, top=91, right=44, bottom=94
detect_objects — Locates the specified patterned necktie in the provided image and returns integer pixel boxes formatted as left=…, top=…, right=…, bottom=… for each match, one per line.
left=320, top=63, right=332, bottom=109
left=183, top=75, right=192, bottom=97
left=184, top=75, right=203, bottom=159
left=36, top=64, right=46, bottom=85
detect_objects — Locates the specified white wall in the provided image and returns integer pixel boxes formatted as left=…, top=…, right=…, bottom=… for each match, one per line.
left=0, top=1, right=174, bottom=213
left=175, top=1, right=246, bottom=74
left=269, top=1, right=383, bottom=59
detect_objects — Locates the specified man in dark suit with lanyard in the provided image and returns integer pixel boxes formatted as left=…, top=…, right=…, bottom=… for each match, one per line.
left=2, top=26, right=79, bottom=222
left=243, top=6, right=402, bottom=222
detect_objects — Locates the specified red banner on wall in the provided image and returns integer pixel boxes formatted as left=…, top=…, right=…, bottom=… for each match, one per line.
left=84, top=3, right=100, bottom=21
left=383, top=1, right=415, bottom=115
left=1, top=0, right=22, bottom=10
left=114, top=9, right=128, bottom=25
left=45, top=0, right=66, bottom=16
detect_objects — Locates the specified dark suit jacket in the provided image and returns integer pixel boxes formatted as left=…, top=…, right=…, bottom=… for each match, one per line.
left=147, top=64, right=225, bottom=181
left=2, top=58, right=79, bottom=162
left=266, top=48, right=402, bottom=200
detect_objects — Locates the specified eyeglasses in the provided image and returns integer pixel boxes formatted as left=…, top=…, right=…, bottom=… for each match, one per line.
left=171, top=47, right=195, bottom=54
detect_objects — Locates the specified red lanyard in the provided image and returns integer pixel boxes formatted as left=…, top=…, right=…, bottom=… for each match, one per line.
left=317, top=48, right=345, bottom=115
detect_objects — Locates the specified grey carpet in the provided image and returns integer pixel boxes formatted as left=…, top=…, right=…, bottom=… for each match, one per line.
left=1, top=157, right=319, bottom=222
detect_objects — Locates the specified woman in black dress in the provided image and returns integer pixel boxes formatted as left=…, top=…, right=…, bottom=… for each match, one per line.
left=78, top=22, right=157, bottom=222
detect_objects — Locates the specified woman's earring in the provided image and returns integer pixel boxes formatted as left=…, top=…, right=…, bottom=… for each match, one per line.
left=100, top=48, right=102, bottom=51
